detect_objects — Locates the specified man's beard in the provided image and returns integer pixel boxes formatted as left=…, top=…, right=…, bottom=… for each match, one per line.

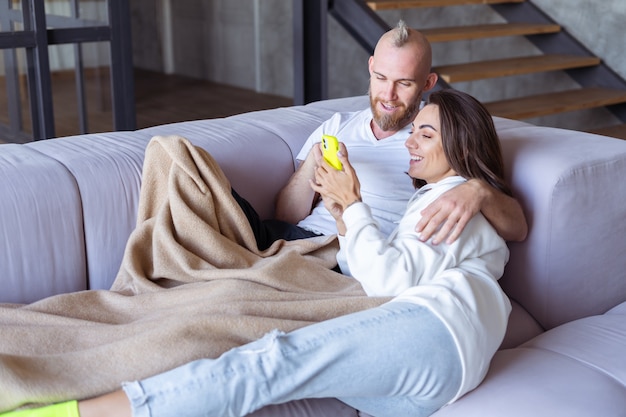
left=370, top=94, right=420, bottom=132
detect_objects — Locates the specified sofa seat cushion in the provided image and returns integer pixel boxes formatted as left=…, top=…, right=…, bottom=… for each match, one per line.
left=431, top=301, right=626, bottom=416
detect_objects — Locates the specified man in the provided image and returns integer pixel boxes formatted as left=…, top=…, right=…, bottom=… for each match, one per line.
left=245, top=21, right=526, bottom=250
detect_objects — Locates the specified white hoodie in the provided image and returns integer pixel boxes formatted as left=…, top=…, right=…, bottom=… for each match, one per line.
left=337, top=176, right=511, bottom=402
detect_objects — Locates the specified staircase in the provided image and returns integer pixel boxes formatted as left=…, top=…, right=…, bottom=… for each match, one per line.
left=294, top=0, right=626, bottom=139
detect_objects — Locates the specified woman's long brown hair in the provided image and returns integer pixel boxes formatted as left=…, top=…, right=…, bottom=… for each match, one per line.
left=413, top=89, right=512, bottom=197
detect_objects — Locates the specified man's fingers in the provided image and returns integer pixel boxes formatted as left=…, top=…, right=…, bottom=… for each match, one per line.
left=442, top=224, right=461, bottom=245
left=441, top=212, right=471, bottom=245
left=417, top=208, right=446, bottom=242
left=431, top=221, right=455, bottom=245
left=418, top=210, right=468, bottom=245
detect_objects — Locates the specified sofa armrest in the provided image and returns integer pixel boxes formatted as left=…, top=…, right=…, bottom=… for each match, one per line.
left=497, top=124, right=626, bottom=329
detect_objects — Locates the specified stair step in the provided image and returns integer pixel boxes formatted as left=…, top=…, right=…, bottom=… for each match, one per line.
left=367, top=0, right=524, bottom=10
left=484, top=87, right=626, bottom=120
left=588, top=123, right=626, bottom=140
left=434, top=54, right=601, bottom=83
left=423, top=23, right=560, bottom=43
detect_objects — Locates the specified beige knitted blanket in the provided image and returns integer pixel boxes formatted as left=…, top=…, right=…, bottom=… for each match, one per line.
left=0, top=135, right=389, bottom=411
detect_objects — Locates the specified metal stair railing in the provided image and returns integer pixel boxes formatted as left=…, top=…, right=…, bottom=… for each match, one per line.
left=0, top=0, right=135, bottom=142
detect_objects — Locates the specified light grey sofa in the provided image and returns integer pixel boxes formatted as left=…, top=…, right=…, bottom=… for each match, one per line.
left=1, top=96, right=625, bottom=416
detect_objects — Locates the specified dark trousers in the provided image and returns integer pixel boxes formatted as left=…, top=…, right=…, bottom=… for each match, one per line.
left=231, top=189, right=321, bottom=251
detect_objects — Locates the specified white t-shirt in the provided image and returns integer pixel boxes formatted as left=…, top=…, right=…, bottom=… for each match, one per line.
left=338, top=176, right=511, bottom=403
left=296, top=109, right=416, bottom=236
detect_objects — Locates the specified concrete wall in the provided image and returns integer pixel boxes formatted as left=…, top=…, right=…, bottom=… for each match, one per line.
left=131, top=0, right=292, bottom=97
left=131, top=0, right=625, bottom=130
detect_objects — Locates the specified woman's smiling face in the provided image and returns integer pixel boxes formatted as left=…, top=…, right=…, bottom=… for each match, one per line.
left=405, top=104, right=457, bottom=184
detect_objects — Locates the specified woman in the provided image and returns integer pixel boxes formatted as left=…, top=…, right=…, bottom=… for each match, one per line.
left=3, top=89, right=512, bottom=417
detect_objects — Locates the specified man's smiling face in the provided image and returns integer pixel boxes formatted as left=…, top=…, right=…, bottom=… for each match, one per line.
left=368, top=42, right=424, bottom=133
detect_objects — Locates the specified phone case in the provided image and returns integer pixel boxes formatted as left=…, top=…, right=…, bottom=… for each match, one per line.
left=322, top=134, right=342, bottom=170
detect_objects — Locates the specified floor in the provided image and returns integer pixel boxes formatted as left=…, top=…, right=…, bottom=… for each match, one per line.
left=133, top=69, right=293, bottom=130
left=0, top=69, right=293, bottom=144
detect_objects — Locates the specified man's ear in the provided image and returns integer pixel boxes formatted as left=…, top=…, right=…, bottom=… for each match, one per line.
left=368, top=56, right=374, bottom=75
left=423, top=72, right=438, bottom=92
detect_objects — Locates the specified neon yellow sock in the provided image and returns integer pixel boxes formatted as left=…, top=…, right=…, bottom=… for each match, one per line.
left=0, top=401, right=79, bottom=417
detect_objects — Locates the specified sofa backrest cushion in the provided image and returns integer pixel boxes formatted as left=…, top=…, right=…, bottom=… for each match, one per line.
left=0, top=145, right=87, bottom=303
left=24, top=132, right=149, bottom=292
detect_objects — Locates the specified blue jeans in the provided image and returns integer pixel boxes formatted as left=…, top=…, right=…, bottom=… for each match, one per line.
left=123, top=302, right=462, bottom=417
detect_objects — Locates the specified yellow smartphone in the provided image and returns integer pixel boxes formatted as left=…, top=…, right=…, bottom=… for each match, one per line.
left=322, top=134, right=342, bottom=170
